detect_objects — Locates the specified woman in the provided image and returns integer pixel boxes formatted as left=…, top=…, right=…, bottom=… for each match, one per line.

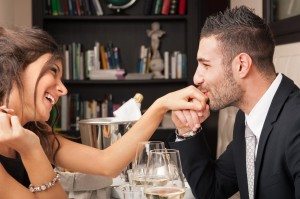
left=0, top=27, right=206, bottom=198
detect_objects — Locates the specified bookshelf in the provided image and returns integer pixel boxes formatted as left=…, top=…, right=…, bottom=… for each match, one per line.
left=33, top=0, right=228, bottom=158
left=32, top=0, right=199, bottom=109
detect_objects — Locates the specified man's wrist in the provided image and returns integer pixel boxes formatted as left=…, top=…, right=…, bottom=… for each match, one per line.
left=175, top=127, right=202, bottom=140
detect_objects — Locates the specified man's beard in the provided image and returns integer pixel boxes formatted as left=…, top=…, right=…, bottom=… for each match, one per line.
left=208, top=70, right=243, bottom=111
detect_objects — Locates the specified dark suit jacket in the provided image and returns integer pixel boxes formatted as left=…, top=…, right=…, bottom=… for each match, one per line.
left=169, top=75, right=300, bottom=199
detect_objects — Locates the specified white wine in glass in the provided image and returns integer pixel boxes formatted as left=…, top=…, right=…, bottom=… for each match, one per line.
left=132, top=141, right=165, bottom=186
left=144, top=149, right=186, bottom=199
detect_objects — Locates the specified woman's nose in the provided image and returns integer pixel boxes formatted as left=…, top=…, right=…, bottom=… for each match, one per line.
left=57, top=81, right=68, bottom=96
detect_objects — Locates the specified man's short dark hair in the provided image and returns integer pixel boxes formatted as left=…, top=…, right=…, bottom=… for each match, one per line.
left=201, top=6, right=275, bottom=75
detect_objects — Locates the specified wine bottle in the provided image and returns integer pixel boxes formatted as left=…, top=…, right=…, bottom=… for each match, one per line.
left=133, top=93, right=143, bottom=109
left=113, top=93, right=144, bottom=121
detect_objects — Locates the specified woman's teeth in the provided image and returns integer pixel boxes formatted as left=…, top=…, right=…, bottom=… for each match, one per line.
left=45, top=93, right=55, bottom=105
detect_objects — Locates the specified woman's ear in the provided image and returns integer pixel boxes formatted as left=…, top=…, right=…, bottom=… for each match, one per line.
left=232, top=53, right=252, bottom=78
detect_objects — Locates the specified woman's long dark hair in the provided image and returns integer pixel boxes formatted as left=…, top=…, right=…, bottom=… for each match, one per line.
left=0, top=26, right=63, bottom=163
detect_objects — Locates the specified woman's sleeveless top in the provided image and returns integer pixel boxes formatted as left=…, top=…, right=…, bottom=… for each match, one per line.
left=0, top=154, right=30, bottom=187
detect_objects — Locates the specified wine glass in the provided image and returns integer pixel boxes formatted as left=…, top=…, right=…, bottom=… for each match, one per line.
left=131, top=141, right=165, bottom=185
left=144, top=149, right=186, bottom=199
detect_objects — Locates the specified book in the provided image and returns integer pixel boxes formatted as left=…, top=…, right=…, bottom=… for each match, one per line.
left=92, top=0, right=103, bottom=16
left=64, top=48, right=70, bottom=79
left=85, top=50, right=94, bottom=78
left=68, top=0, right=74, bottom=15
left=176, top=52, right=182, bottom=78
left=171, top=51, right=179, bottom=79
left=143, top=0, right=154, bottom=15
left=161, top=0, right=171, bottom=15
left=82, top=0, right=91, bottom=15
left=61, top=0, right=69, bottom=15
left=51, top=0, right=59, bottom=15
left=100, top=45, right=108, bottom=69
left=125, top=73, right=153, bottom=80
left=89, top=69, right=125, bottom=80
left=178, top=0, right=186, bottom=15
left=164, top=51, right=169, bottom=79
left=152, top=0, right=163, bottom=15
left=45, top=0, right=52, bottom=15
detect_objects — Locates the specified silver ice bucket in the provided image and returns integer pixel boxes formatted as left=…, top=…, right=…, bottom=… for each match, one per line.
left=79, top=117, right=136, bottom=149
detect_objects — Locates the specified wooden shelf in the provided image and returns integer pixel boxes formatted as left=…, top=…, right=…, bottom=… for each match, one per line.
left=44, top=15, right=188, bottom=21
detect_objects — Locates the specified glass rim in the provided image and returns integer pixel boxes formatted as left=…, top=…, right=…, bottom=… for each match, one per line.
left=149, top=149, right=180, bottom=154
left=138, top=140, right=165, bottom=144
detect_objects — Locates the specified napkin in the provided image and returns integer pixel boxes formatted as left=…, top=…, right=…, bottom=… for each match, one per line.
left=112, top=98, right=141, bottom=122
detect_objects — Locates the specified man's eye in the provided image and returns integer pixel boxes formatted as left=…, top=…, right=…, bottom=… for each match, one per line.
left=203, top=64, right=210, bottom=68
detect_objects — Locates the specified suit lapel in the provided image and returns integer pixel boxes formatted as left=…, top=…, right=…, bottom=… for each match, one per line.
left=233, top=112, right=249, bottom=198
left=254, top=75, right=298, bottom=197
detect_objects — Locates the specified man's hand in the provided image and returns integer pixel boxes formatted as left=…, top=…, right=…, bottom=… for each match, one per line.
left=172, top=101, right=210, bottom=135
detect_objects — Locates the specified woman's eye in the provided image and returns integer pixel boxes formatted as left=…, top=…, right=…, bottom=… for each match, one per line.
left=50, top=67, right=58, bottom=74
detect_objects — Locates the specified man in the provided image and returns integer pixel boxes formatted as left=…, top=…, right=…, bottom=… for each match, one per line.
left=169, top=6, right=300, bottom=199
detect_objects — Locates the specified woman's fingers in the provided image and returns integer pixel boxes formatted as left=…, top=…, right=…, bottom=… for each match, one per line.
left=185, top=85, right=208, bottom=104
left=0, top=112, right=11, bottom=134
left=10, top=116, right=23, bottom=136
left=0, top=106, right=15, bottom=115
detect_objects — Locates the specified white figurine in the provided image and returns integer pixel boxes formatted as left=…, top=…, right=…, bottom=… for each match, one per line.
left=147, top=22, right=165, bottom=78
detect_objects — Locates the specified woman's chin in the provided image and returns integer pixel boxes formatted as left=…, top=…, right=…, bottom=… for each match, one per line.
left=36, top=112, right=51, bottom=122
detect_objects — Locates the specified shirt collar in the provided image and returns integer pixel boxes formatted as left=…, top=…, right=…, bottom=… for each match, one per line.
left=245, top=73, right=282, bottom=141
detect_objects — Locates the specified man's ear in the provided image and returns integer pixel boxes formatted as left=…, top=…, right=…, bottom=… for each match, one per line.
left=232, top=53, right=252, bottom=78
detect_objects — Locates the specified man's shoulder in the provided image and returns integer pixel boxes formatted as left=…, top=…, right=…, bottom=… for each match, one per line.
left=284, top=89, right=300, bottom=109
left=277, top=90, right=300, bottom=126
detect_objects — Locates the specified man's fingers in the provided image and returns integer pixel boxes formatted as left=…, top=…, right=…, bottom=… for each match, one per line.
left=174, top=111, right=188, bottom=126
left=182, top=110, right=194, bottom=128
left=189, top=110, right=201, bottom=131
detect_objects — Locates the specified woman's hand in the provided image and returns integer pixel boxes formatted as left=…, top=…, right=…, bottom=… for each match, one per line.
left=157, top=85, right=208, bottom=112
left=0, top=106, right=40, bottom=157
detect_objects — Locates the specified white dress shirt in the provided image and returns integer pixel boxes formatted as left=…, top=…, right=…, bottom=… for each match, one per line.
left=245, top=73, right=283, bottom=158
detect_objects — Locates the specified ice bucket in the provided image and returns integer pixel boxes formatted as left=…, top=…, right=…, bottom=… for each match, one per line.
left=79, top=117, right=136, bottom=149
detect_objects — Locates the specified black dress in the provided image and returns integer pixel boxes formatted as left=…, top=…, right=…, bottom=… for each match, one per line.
left=0, top=154, right=30, bottom=187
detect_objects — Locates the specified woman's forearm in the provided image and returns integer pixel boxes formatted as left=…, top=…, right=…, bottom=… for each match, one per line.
left=20, top=145, right=67, bottom=199
left=100, top=97, right=166, bottom=176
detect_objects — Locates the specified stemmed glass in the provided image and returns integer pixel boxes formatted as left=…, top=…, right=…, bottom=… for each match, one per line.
left=144, top=149, right=186, bottom=199
left=131, top=141, right=165, bottom=185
